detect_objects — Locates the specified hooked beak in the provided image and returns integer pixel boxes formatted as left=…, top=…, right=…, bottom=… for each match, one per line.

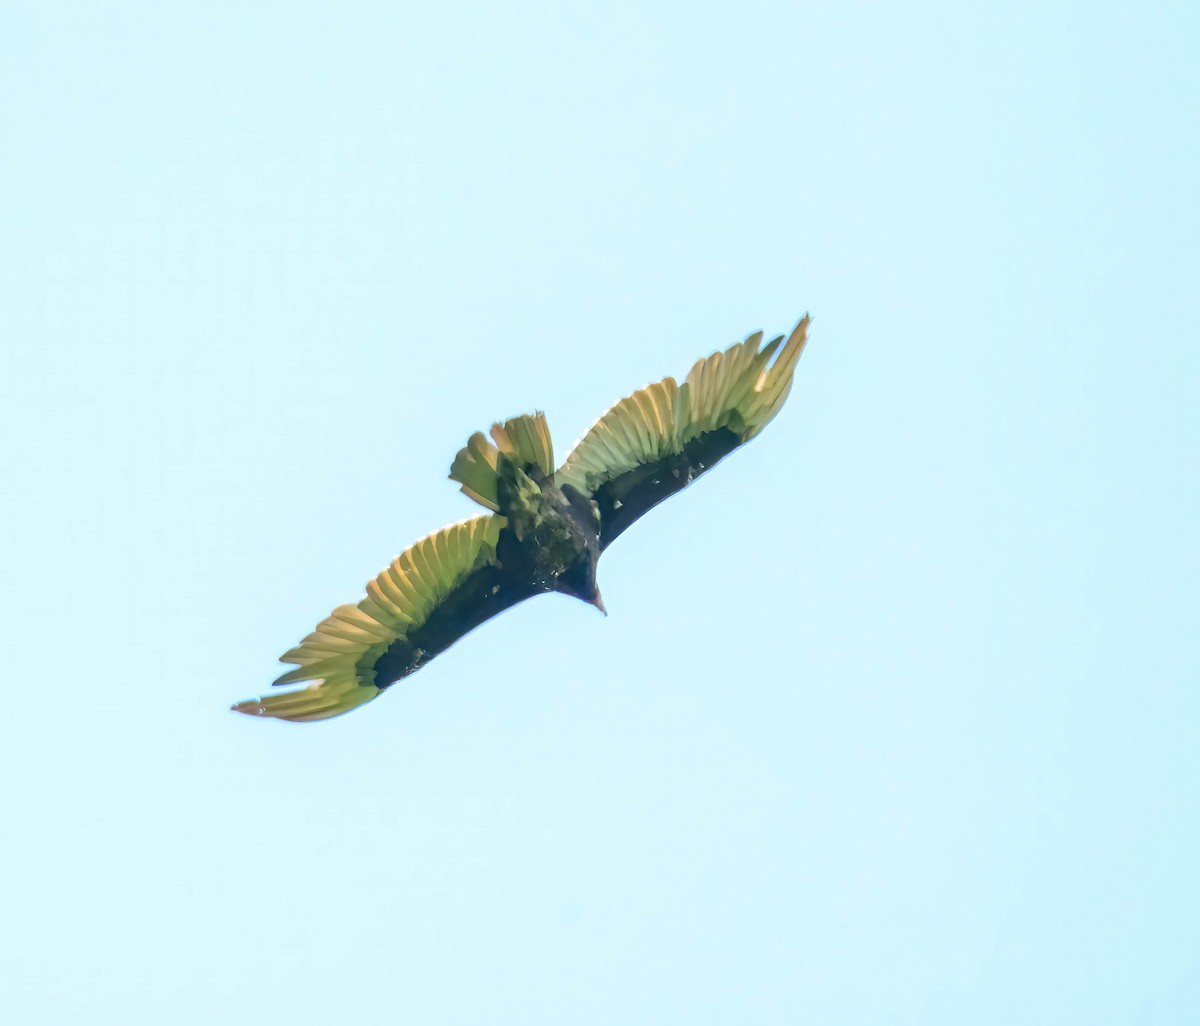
left=591, top=591, right=607, bottom=616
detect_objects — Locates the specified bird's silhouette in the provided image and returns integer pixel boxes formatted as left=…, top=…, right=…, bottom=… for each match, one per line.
left=233, top=316, right=811, bottom=721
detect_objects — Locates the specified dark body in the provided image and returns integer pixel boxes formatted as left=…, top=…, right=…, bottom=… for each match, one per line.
left=367, top=427, right=741, bottom=692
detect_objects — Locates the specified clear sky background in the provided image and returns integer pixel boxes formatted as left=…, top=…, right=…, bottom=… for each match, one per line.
left=2, top=2, right=1197, bottom=1023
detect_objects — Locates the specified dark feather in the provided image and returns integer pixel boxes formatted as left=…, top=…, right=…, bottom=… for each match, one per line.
left=592, top=427, right=742, bottom=549
left=367, top=526, right=543, bottom=690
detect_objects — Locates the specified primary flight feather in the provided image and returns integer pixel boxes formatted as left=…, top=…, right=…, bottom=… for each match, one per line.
left=232, top=315, right=811, bottom=722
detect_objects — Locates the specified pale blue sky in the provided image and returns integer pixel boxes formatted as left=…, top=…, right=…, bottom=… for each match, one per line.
left=2, top=2, right=1197, bottom=1023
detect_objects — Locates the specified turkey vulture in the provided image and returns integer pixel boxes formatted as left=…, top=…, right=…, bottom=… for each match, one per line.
left=232, top=316, right=811, bottom=721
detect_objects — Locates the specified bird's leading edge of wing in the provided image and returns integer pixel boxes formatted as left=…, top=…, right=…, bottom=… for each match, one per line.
left=232, top=514, right=506, bottom=722
left=555, top=315, right=810, bottom=548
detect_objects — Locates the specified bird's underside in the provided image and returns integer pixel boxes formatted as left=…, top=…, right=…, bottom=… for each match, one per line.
left=232, top=315, right=811, bottom=722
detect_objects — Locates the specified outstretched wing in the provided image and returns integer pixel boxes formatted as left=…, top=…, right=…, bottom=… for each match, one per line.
left=233, top=514, right=535, bottom=722
left=556, top=316, right=810, bottom=549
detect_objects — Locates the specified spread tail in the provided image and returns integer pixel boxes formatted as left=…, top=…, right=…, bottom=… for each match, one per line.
left=449, top=412, right=554, bottom=511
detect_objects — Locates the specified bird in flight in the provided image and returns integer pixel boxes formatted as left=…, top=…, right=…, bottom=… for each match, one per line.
left=232, top=315, right=811, bottom=722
